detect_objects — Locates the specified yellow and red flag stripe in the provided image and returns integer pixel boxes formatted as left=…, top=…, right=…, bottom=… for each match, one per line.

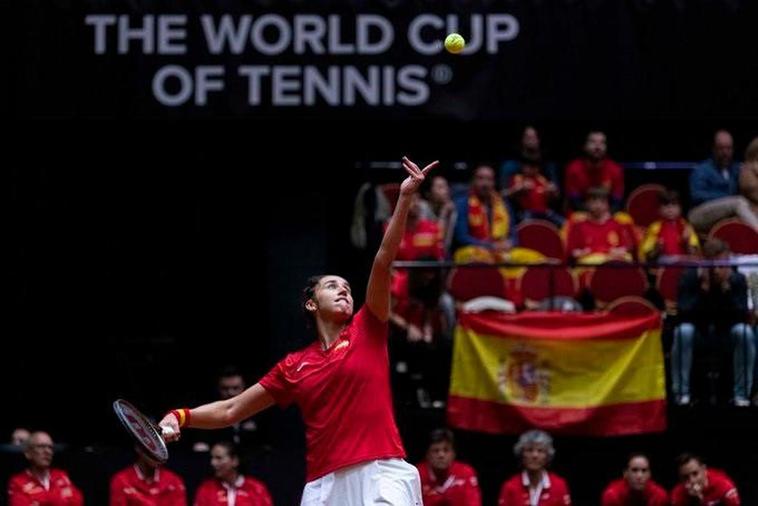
left=447, top=311, right=666, bottom=436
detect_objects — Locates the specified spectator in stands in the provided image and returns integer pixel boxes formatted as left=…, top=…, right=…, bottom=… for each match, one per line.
left=420, top=174, right=457, bottom=253
left=505, top=152, right=563, bottom=227
left=738, top=136, right=758, bottom=218
left=389, top=192, right=446, bottom=343
left=566, top=187, right=634, bottom=264
left=500, top=126, right=559, bottom=190
left=416, top=428, right=481, bottom=506
left=565, top=131, right=624, bottom=212
left=497, top=430, right=571, bottom=505
left=8, top=431, right=83, bottom=506
left=601, top=453, right=668, bottom=506
left=453, top=164, right=517, bottom=262
left=194, top=442, right=273, bottom=506
left=639, top=190, right=700, bottom=262
left=10, top=428, right=30, bottom=446
left=192, top=366, right=262, bottom=455
left=688, top=129, right=758, bottom=234
left=110, top=446, right=187, bottom=505
left=671, top=238, right=756, bottom=406
left=671, top=453, right=740, bottom=505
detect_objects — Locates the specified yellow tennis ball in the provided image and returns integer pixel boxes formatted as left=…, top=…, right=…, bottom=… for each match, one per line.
left=444, top=33, right=465, bottom=54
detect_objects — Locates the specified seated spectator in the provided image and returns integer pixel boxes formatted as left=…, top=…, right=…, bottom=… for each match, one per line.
left=738, top=136, right=758, bottom=220
left=500, top=126, right=559, bottom=190
left=688, top=129, right=758, bottom=234
left=416, top=428, right=481, bottom=506
left=671, top=238, right=756, bottom=406
left=505, top=153, right=563, bottom=227
left=564, top=131, right=624, bottom=212
left=389, top=193, right=446, bottom=343
left=497, top=430, right=571, bottom=505
left=8, top=431, right=83, bottom=506
left=671, top=454, right=739, bottom=505
left=191, top=366, right=263, bottom=456
left=566, top=187, right=635, bottom=264
left=194, top=442, right=273, bottom=506
left=10, top=428, right=30, bottom=447
left=639, top=190, right=700, bottom=262
left=453, top=164, right=517, bottom=263
left=601, top=453, right=668, bottom=506
left=420, top=174, right=457, bottom=253
left=110, top=446, right=187, bottom=505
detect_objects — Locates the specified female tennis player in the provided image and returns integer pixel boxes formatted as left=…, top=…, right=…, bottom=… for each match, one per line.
left=159, top=156, right=438, bottom=505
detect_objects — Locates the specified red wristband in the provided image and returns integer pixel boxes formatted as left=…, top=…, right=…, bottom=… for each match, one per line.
left=170, top=408, right=191, bottom=428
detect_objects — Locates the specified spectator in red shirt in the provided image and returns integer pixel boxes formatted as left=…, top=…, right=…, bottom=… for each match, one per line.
left=506, top=153, right=563, bottom=227
left=498, top=430, right=571, bottom=505
left=639, top=190, right=699, bottom=262
left=7, top=431, right=84, bottom=506
left=671, top=453, right=740, bottom=505
left=601, top=453, right=668, bottom=506
left=565, top=131, right=624, bottom=212
left=416, top=429, right=481, bottom=506
left=194, top=442, right=273, bottom=506
left=109, top=447, right=187, bottom=506
left=159, top=156, right=439, bottom=506
left=566, top=187, right=635, bottom=264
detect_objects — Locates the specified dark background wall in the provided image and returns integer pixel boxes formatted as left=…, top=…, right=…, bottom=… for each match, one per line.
left=6, top=0, right=758, bottom=504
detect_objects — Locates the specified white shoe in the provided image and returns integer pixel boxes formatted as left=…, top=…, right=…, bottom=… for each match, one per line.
left=675, top=394, right=691, bottom=406
left=733, top=397, right=750, bottom=407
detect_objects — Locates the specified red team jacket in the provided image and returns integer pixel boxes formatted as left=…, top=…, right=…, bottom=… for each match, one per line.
left=498, top=471, right=571, bottom=506
left=8, top=469, right=83, bottom=506
left=671, top=469, right=740, bottom=506
left=194, top=476, right=272, bottom=506
left=601, top=478, right=669, bottom=506
left=109, top=466, right=186, bottom=506
left=417, top=461, right=481, bottom=506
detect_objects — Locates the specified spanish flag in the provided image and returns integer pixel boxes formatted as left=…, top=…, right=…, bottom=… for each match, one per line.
left=447, top=311, right=666, bottom=436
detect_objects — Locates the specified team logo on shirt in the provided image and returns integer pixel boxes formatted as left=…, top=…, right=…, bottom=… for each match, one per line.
left=498, top=345, right=551, bottom=403
left=334, top=340, right=350, bottom=351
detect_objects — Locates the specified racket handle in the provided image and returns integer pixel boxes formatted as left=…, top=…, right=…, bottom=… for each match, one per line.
left=161, top=425, right=176, bottom=437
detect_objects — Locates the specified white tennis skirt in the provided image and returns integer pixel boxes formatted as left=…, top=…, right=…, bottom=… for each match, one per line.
left=300, top=458, right=422, bottom=505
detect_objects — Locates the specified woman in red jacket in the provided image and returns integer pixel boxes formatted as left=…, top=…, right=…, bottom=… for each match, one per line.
left=194, top=442, right=272, bottom=506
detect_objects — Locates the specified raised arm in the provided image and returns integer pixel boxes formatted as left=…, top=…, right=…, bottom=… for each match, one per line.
left=159, top=383, right=274, bottom=441
left=365, top=156, right=439, bottom=321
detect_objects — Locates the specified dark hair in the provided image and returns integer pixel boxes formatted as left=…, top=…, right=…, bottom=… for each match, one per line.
left=429, top=428, right=455, bottom=447
left=702, top=238, right=729, bottom=259
left=586, top=186, right=609, bottom=201
left=676, top=452, right=704, bottom=469
left=625, top=452, right=650, bottom=469
left=302, top=275, right=327, bottom=327
left=658, top=190, right=680, bottom=206
left=213, top=441, right=239, bottom=461
left=217, top=365, right=242, bottom=380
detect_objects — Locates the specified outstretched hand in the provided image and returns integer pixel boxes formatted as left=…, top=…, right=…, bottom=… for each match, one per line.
left=400, top=157, right=439, bottom=195
left=158, top=413, right=181, bottom=443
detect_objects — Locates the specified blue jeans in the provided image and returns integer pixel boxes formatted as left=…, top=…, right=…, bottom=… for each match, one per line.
left=671, top=322, right=756, bottom=400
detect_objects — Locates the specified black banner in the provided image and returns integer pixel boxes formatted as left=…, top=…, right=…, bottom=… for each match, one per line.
left=10, top=0, right=758, bottom=120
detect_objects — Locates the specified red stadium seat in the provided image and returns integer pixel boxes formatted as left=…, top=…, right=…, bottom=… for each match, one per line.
left=589, top=261, right=648, bottom=307
left=606, top=296, right=659, bottom=316
left=626, top=184, right=665, bottom=229
left=519, top=266, right=578, bottom=307
left=516, top=219, right=566, bottom=260
left=708, top=218, right=758, bottom=255
left=448, top=266, right=507, bottom=302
